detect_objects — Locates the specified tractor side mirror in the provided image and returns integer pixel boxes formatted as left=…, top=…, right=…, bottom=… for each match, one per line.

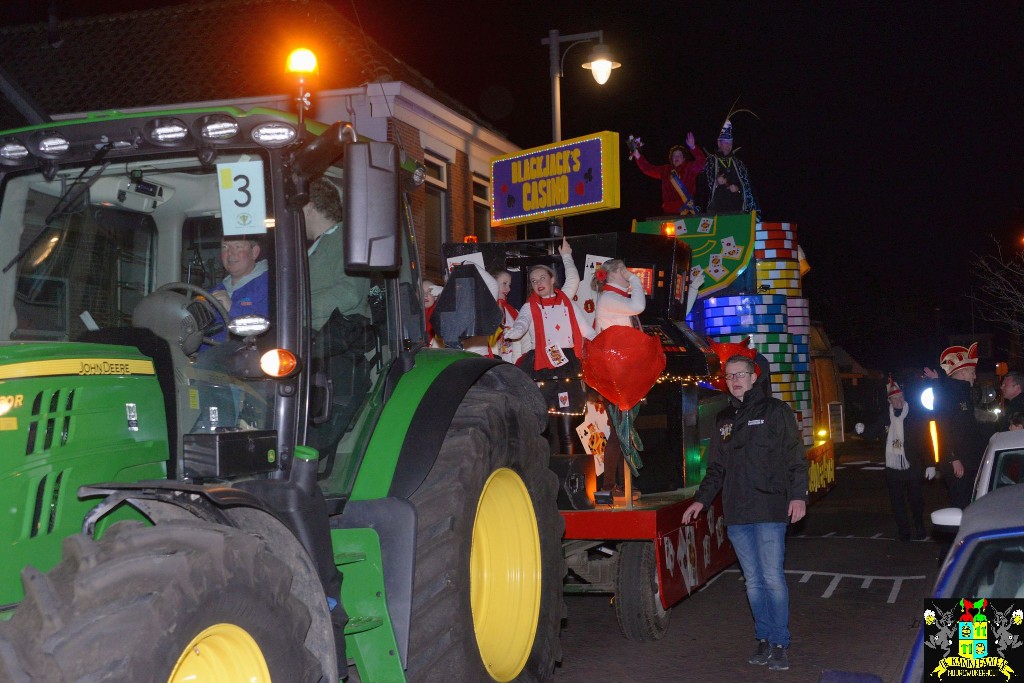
left=344, top=141, right=400, bottom=270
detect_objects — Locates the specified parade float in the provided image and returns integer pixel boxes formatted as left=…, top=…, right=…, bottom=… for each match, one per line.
left=438, top=131, right=839, bottom=641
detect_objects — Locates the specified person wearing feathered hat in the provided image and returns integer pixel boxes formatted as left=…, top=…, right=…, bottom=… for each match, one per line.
left=855, top=376, right=930, bottom=540
left=701, top=113, right=759, bottom=216
left=628, top=131, right=707, bottom=215
left=923, top=342, right=991, bottom=509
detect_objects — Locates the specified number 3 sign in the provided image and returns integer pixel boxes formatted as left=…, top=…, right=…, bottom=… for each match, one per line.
left=218, top=161, right=268, bottom=235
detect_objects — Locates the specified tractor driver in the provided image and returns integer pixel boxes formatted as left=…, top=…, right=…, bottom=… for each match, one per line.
left=208, top=234, right=269, bottom=342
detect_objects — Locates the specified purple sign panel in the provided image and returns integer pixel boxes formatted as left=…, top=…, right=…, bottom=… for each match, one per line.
left=490, top=131, right=620, bottom=225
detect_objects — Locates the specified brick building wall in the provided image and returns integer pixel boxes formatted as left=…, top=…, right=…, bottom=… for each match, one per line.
left=388, top=118, right=429, bottom=276
left=387, top=118, right=486, bottom=282
left=449, top=150, right=470, bottom=245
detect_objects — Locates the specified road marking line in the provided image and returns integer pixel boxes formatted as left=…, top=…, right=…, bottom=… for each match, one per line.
left=796, top=532, right=919, bottom=541
left=720, top=569, right=926, bottom=603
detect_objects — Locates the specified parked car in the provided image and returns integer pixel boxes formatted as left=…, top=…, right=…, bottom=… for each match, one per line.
left=931, top=429, right=1024, bottom=529
left=900, top=484, right=1024, bottom=681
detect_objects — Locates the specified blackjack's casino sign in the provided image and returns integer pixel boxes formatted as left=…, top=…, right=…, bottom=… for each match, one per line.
left=490, top=132, right=620, bottom=226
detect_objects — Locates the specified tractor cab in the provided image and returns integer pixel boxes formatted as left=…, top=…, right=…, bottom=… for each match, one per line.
left=0, top=116, right=417, bottom=486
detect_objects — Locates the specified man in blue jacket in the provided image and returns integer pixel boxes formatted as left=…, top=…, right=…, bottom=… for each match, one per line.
left=209, top=234, right=269, bottom=341
left=682, top=354, right=808, bottom=671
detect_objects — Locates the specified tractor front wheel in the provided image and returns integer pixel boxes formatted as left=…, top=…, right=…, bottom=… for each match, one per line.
left=0, top=520, right=323, bottom=682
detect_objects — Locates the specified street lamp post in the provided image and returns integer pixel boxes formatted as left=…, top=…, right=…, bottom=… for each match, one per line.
left=539, top=29, right=619, bottom=240
left=541, top=29, right=620, bottom=143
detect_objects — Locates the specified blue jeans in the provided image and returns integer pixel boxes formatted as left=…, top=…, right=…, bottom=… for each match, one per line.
left=727, top=522, right=790, bottom=647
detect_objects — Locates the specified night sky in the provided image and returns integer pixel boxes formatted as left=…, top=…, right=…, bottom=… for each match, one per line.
left=4, top=1, right=1024, bottom=370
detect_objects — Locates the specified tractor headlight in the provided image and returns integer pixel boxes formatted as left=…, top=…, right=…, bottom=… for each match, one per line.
left=30, top=132, right=71, bottom=158
left=252, top=122, right=297, bottom=148
left=198, top=114, right=240, bottom=142
left=144, top=118, right=190, bottom=145
left=0, top=140, right=30, bottom=162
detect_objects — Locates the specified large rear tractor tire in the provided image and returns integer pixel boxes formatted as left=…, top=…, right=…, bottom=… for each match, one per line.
left=405, top=375, right=565, bottom=682
left=614, top=541, right=672, bottom=642
left=0, top=520, right=323, bottom=682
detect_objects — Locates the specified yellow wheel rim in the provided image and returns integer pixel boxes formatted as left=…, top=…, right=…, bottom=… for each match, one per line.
left=169, top=623, right=272, bottom=683
left=470, top=467, right=542, bottom=682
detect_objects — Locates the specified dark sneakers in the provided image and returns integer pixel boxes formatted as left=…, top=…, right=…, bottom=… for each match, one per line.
left=768, top=645, right=790, bottom=671
left=749, top=639, right=771, bottom=665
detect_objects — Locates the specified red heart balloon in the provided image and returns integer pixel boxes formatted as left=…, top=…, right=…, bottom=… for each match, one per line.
left=582, top=326, right=666, bottom=410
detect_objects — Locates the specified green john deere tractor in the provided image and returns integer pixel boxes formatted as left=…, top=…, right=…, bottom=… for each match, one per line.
left=0, top=104, right=563, bottom=681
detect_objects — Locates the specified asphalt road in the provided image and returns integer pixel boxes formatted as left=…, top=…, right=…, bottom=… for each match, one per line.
left=553, top=437, right=950, bottom=682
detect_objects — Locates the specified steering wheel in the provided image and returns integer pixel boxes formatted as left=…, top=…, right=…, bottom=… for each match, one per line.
left=154, top=282, right=233, bottom=347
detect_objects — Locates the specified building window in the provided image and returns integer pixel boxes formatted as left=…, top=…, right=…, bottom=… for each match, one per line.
left=472, top=176, right=491, bottom=241
left=423, top=154, right=448, bottom=274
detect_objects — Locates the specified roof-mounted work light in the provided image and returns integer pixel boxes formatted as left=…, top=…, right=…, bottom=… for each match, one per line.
left=286, top=48, right=319, bottom=131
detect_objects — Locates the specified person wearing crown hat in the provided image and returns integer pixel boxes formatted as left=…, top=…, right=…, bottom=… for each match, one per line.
left=629, top=131, right=707, bottom=215
left=855, top=376, right=930, bottom=540
left=923, top=342, right=991, bottom=509
left=700, top=117, right=759, bottom=216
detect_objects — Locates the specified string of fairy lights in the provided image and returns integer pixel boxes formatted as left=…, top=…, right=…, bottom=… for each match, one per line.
left=538, top=372, right=717, bottom=415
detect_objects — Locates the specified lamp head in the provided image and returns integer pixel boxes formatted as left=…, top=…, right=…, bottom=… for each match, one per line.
left=582, top=43, right=621, bottom=85
left=287, top=48, right=319, bottom=77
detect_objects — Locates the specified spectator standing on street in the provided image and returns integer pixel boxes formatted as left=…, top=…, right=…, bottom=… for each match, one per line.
left=681, top=355, right=808, bottom=671
left=999, top=370, right=1024, bottom=429
left=923, top=343, right=989, bottom=509
left=855, top=377, right=930, bottom=541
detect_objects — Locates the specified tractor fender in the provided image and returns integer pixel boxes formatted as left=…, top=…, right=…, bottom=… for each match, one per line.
left=78, top=480, right=275, bottom=531
left=78, top=480, right=341, bottom=679
left=331, top=497, right=416, bottom=668
left=80, top=480, right=336, bottom=597
left=388, top=358, right=545, bottom=499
